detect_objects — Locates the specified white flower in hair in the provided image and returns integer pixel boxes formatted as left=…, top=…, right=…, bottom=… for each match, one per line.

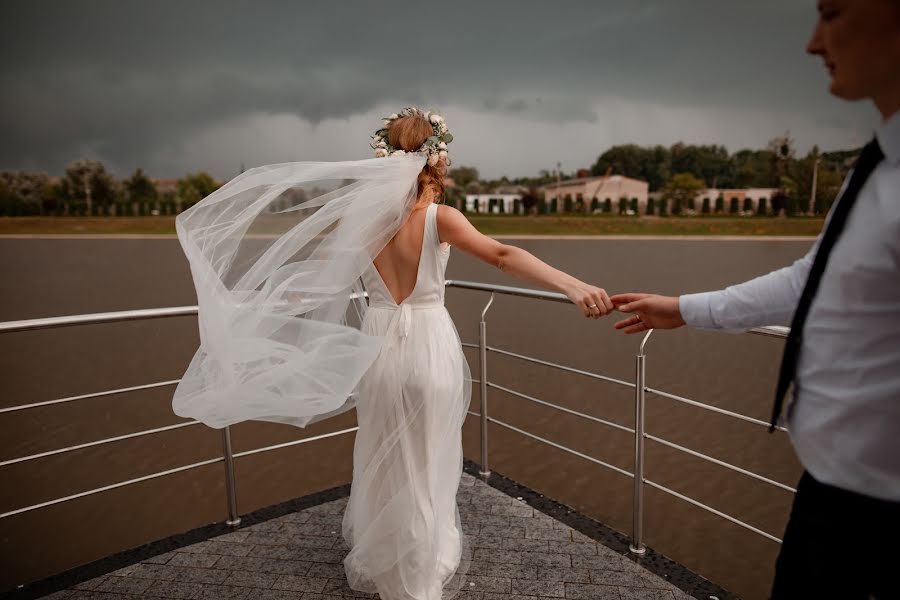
left=392, top=149, right=406, bottom=156
left=372, top=106, right=453, bottom=162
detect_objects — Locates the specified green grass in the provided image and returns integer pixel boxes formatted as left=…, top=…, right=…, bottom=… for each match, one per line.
left=0, top=215, right=825, bottom=237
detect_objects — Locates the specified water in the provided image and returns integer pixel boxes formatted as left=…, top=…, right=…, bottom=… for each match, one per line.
left=0, top=236, right=811, bottom=599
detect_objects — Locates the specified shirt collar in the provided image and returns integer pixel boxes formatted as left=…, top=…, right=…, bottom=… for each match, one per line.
left=876, top=109, right=900, bottom=164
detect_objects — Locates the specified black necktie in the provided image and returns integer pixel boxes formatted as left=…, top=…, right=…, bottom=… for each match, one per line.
left=770, top=138, right=884, bottom=432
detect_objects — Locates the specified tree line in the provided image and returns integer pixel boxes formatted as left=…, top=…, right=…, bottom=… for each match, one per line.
left=2, top=134, right=857, bottom=218
left=0, top=159, right=221, bottom=217
left=449, top=134, right=857, bottom=217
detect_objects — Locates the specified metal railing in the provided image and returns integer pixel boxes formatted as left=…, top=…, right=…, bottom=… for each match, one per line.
left=455, top=280, right=792, bottom=553
left=0, top=280, right=793, bottom=554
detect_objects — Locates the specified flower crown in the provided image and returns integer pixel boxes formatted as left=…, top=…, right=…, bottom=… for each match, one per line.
left=371, top=106, right=453, bottom=167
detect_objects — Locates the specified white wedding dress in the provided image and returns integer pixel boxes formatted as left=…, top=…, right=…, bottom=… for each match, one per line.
left=342, top=202, right=472, bottom=600
left=171, top=155, right=471, bottom=598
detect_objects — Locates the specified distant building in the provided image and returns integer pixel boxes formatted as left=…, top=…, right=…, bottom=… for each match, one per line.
left=696, top=188, right=779, bottom=214
left=465, top=193, right=523, bottom=214
left=542, top=174, right=649, bottom=213
left=153, top=179, right=179, bottom=196
left=494, top=184, right=528, bottom=195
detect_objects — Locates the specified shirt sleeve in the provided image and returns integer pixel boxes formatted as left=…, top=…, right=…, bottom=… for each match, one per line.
left=678, top=238, right=819, bottom=331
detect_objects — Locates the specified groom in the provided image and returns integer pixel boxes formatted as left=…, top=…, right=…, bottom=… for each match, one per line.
left=611, top=1, right=900, bottom=598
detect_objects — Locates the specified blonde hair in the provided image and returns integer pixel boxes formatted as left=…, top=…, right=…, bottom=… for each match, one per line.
left=387, top=115, right=446, bottom=208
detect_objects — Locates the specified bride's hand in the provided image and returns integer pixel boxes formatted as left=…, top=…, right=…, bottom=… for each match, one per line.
left=565, top=282, right=613, bottom=319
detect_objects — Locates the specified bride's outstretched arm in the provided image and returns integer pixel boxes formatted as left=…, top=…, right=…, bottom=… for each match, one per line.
left=436, top=205, right=612, bottom=318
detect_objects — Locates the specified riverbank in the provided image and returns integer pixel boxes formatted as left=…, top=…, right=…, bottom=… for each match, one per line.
left=0, top=215, right=825, bottom=236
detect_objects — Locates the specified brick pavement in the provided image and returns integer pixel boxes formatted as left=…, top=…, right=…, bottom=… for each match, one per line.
left=40, top=473, right=694, bottom=600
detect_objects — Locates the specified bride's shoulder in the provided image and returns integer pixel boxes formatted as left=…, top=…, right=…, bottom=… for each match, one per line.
left=435, top=203, right=465, bottom=228
left=435, top=203, right=463, bottom=220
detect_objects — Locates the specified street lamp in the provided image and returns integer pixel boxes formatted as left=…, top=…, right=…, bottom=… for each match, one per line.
left=555, top=161, right=561, bottom=214
left=808, top=156, right=820, bottom=216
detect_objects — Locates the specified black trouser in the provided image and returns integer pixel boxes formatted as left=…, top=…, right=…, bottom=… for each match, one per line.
left=771, top=470, right=900, bottom=599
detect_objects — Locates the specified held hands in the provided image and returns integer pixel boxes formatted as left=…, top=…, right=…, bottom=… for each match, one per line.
left=610, top=293, right=685, bottom=334
left=564, top=282, right=614, bottom=319
left=559, top=281, right=685, bottom=331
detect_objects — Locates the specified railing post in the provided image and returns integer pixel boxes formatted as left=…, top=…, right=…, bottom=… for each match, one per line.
left=221, top=426, right=241, bottom=527
left=630, top=330, right=653, bottom=555
left=479, top=293, right=495, bottom=479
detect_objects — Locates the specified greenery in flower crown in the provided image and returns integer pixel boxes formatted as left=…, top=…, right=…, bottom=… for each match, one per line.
left=370, top=106, right=453, bottom=166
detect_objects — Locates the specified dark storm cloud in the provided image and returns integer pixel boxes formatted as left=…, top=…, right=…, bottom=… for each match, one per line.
left=0, top=0, right=875, bottom=178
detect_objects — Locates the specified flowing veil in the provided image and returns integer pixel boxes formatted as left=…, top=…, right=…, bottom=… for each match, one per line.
left=172, top=153, right=427, bottom=429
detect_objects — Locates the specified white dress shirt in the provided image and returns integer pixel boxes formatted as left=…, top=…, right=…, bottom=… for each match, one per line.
left=679, top=110, right=900, bottom=502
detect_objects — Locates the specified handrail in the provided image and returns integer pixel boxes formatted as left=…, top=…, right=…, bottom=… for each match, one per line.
left=0, top=306, right=199, bottom=333
left=1, top=279, right=794, bottom=563
left=447, top=280, right=792, bottom=554
left=0, top=280, right=787, bottom=340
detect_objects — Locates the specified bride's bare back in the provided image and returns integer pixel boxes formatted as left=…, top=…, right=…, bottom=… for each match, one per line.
left=372, top=206, right=429, bottom=305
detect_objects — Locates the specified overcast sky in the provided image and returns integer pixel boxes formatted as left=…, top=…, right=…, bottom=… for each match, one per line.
left=0, top=0, right=881, bottom=180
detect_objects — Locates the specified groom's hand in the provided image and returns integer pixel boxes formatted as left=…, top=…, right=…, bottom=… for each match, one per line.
left=611, top=293, right=685, bottom=334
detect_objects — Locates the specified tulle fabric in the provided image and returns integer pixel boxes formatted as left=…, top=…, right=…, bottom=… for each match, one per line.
left=173, top=157, right=472, bottom=598
left=342, top=203, right=472, bottom=599
left=172, top=154, right=427, bottom=428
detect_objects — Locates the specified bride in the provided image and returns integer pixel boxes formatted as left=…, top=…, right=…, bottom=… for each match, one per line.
left=172, top=106, right=612, bottom=600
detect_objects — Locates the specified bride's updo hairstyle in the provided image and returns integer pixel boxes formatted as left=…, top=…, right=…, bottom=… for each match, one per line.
left=388, top=115, right=446, bottom=208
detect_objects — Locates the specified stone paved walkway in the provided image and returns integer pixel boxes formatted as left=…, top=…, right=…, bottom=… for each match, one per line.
left=41, top=472, right=693, bottom=600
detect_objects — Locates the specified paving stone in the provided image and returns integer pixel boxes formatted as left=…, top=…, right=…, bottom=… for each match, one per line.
left=278, top=511, right=312, bottom=524
left=254, top=590, right=312, bottom=600
left=216, top=530, right=252, bottom=543
left=94, top=576, right=155, bottom=595
left=177, top=541, right=211, bottom=554
left=270, top=573, right=328, bottom=593
left=473, top=548, right=524, bottom=564
left=547, top=540, right=599, bottom=556
left=140, top=550, right=176, bottom=565
left=467, top=560, right=539, bottom=579
left=590, top=568, right=646, bottom=586
left=520, top=551, right=571, bottom=567
left=477, top=524, right=525, bottom=538
left=109, top=563, right=139, bottom=577
left=126, top=563, right=179, bottom=581
left=535, top=566, right=591, bottom=583
left=319, top=576, right=373, bottom=596
left=167, top=552, right=220, bottom=568
left=490, top=503, right=534, bottom=517
left=221, top=569, right=280, bottom=588
left=449, top=592, right=484, bottom=600
left=45, top=472, right=707, bottom=600
left=525, top=527, right=572, bottom=541
left=563, top=581, right=623, bottom=599
left=502, top=536, right=550, bottom=552
left=244, top=520, right=284, bottom=533
left=511, top=577, right=565, bottom=597
left=618, top=587, right=677, bottom=600
left=465, top=574, right=511, bottom=593
left=170, top=565, right=231, bottom=584
left=191, top=582, right=253, bottom=599
left=206, top=540, right=256, bottom=557
left=142, top=579, right=204, bottom=598
left=71, top=576, right=108, bottom=590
